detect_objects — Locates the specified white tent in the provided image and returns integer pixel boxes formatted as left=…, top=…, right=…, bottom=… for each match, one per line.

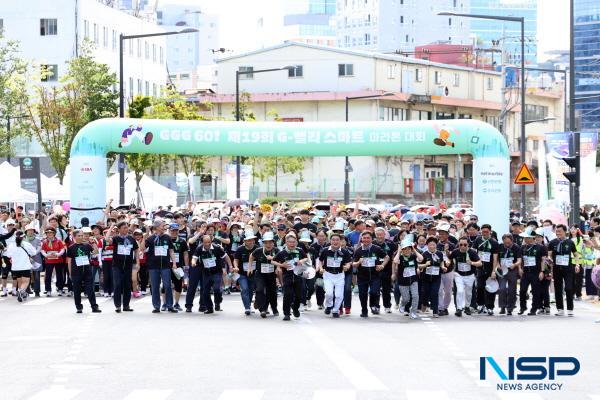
left=106, top=172, right=177, bottom=210
left=0, top=162, right=39, bottom=203
left=40, top=174, right=69, bottom=201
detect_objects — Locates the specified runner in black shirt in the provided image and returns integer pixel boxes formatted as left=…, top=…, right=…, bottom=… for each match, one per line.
left=449, top=238, right=482, bottom=317
left=66, top=229, right=100, bottom=314
left=547, top=224, right=580, bottom=316
left=234, top=231, right=259, bottom=315
left=472, top=224, right=499, bottom=315
left=420, top=237, right=447, bottom=317
left=249, top=231, right=279, bottom=318
left=497, top=234, right=521, bottom=315
left=192, top=235, right=230, bottom=314
left=351, top=231, right=388, bottom=318
left=518, top=228, right=547, bottom=315
left=169, top=224, right=189, bottom=311
left=272, top=234, right=308, bottom=320
left=111, top=221, right=139, bottom=313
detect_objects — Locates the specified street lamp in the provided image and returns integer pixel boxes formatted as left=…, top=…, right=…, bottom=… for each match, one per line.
left=524, top=117, right=556, bottom=125
left=344, top=92, right=394, bottom=204
left=118, top=28, right=198, bottom=204
left=438, top=11, right=527, bottom=217
left=234, top=66, right=294, bottom=198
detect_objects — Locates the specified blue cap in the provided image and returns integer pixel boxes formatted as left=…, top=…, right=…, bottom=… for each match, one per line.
left=169, top=223, right=180, bottom=230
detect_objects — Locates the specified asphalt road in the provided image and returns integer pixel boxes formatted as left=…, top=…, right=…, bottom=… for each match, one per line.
left=1, top=291, right=599, bottom=400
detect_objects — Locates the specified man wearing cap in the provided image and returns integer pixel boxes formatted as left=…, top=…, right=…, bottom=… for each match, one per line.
left=449, top=237, right=482, bottom=317
left=518, top=227, right=546, bottom=315
left=374, top=227, right=397, bottom=313
left=273, top=234, right=309, bottom=320
left=41, top=227, right=65, bottom=297
left=393, top=240, right=424, bottom=319
left=168, top=223, right=189, bottom=311
left=234, top=229, right=259, bottom=315
left=111, top=221, right=139, bottom=313
left=192, top=235, right=230, bottom=314
left=145, top=219, right=179, bottom=313
left=497, top=234, right=521, bottom=315
left=351, top=231, right=388, bottom=317
left=293, top=209, right=318, bottom=238
left=66, top=229, right=101, bottom=313
left=248, top=231, right=279, bottom=318
left=472, top=224, right=499, bottom=315
left=317, top=233, right=351, bottom=318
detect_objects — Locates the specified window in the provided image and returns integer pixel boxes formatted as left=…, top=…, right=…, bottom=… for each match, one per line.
left=159, top=47, right=164, bottom=64
left=128, top=78, right=133, bottom=98
left=387, top=64, right=396, bottom=79
left=129, top=41, right=134, bottom=56
left=152, top=83, right=157, bottom=98
left=40, top=64, right=58, bottom=82
left=436, top=112, right=455, bottom=120
left=434, top=71, right=442, bottom=84
left=288, top=65, right=303, bottom=78
left=415, top=68, right=423, bottom=82
left=136, top=39, right=142, bottom=58
left=40, top=19, right=57, bottom=36
left=84, top=20, right=89, bottom=39
left=102, top=27, right=108, bottom=48
left=485, top=115, right=499, bottom=128
left=449, top=18, right=452, bottom=26
left=137, top=79, right=142, bottom=95
left=458, top=114, right=472, bottom=119
left=338, top=63, right=354, bottom=76
left=144, top=41, right=149, bottom=59
left=180, top=73, right=190, bottom=79
left=486, top=77, right=493, bottom=90
left=379, top=106, right=407, bottom=121
left=152, top=44, right=157, bottom=62
left=238, top=66, right=254, bottom=79
left=145, top=81, right=150, bottom=96
left=112, top=30, right=117, bottom=50
left=453, top=73, right=460, bottom=87
left=533, top=140, right=539, bottom=151
left=453, top=0, right=457, bottom=6
left=93, top=23, right=98, bottom=43
left=525, top=104, right=549, bottom=122
left=400, top=16, right=404, bottom=24
left=405, top=34, right=409, bottom=43
left=0, top=19, right=3, bottom=34
left=364, top=33, right=370, bottom=45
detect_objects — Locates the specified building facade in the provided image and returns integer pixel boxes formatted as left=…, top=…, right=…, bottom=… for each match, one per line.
left=335, top=0, right=471, bottom=53
left=189, top=43, right=563, bottom=205
left=574, top=0, right=600, bottom=130
left=470, top=0, right=538, bottom=65
left=283, top=0, right=336, bottom=46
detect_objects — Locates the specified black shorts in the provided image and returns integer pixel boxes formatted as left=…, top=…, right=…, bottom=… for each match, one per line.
left=12, top=270, right=31, bottom=279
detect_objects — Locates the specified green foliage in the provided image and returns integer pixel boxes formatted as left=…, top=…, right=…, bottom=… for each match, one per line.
left=250, top=157, right=306, bottom=187
left=0, top=35, right=29, bottom=157
left=28, top=41, right=118, bottom=183
left=258, top=196, right=284, bottom=205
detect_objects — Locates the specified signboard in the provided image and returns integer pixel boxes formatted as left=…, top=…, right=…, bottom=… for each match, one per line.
left=225, top=163, right=252, bottom=201
left=514, top=163, right=536, bottom=185
left=19, top=157, right=42, bottom=198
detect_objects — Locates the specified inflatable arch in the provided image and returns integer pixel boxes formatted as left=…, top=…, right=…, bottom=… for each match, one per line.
left=70, top=118, right=510, bottom=233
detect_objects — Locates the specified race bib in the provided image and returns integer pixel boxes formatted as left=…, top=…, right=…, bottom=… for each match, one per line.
left=261, top=263, right=274, bottom=274
left=204, top=257, right=217, bottom=268
left=327, top=258, right=342, bottom=268
left=362, top=257, right=376, bottom=267
left=403, top=267, right=416, bottom=278
left=242, top=262, right=255, bottom=272
left=173, top=253, right=180, bottom=263
left=103, top=249, right=113, bottom=256
left=117, top=245, right=132, bottom=256
left=75, top=256, right=89, bottom=267
left=479, top=251, right=491, bottom=263
left=458, top=262, right=471, bottom=272
left=154, top=246, right=168, bottom=257
left=426, top=266, right=440, bottom=276
left=500, top=258, right=512, bottom=273
left=231, top=243, right=238, bottom=252
left=524, top=256, right=536, bottom=267
left=556, top=254, right=570, bottom=266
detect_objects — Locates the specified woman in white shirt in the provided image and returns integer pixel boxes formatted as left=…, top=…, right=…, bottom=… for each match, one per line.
left=5, top=231, right=36, bottom=302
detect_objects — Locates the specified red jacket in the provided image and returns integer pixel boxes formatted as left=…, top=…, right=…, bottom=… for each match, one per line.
left=41, top=238, right=66, bottom=264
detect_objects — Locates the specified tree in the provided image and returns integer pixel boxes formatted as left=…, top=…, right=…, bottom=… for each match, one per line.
left=27, top=42, right=118, bottom=183
left=0, top=35, right=29, bottom=158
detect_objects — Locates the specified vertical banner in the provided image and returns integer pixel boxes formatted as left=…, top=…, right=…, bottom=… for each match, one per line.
left=19, top=157, right=42, bottom=207
left=545, top=131, right=599, bottom=204
left=473, top=157, right=510, bottom=235
left=70, top=156, right=107, bottom=227
left=225, top=163, right=252, bottom=200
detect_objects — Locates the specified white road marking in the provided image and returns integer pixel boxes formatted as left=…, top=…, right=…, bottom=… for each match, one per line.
left=122, top=389, right=173, bottom=400
left=497, top=394, right=544, bottom=400
left=459, top=360, right=478, bottom=370
left=217, top=390, right=264, bottom=400
left=23, top=297, right=58, bottom=306
left=300, top=319, right=387, bottom=391
left=5, top=335, right=63, bottom=342
left=407, top=390, right=450, bottom=400
left=28, top=387, right=81, bottom=400
left=313, top=390, right=356, bottom=400
left=421, top=317, right=431, bottom=321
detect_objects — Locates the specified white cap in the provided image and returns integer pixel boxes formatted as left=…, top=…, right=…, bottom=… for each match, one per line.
left=262, top=231, right=275, bottom=241
left=81, top=227, right=93, bottom=234
left=5, top=219, right=16, bottom=225
left=243, top=229, right=257, bottom=240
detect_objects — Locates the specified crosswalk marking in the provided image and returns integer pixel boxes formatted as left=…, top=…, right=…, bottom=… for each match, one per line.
left=122, top=389, right=173, bottom=400
left=313, top=390, right=356, bottom=400
left=407, top=390, right=450, bottom=400
left=28, top=386, right=81, bottom=400
left=217, top=390, right=264, bottom=400
left=23, top=297, right=58, bottom=306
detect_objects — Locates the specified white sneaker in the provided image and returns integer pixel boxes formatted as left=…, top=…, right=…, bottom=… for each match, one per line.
left=141, top=291, right=147, bottom=295
left=555, top=309, right=565, bottom=316
left=404, top=311, right=409, bottom=316
left=11, top=288, right=17, bottom=296
left=385, top=307, right=392, bottom=314
left=307, top=300, right=312, bottom=310
left=394, top=304, right=399, bottom=310
left=300, top=304, right=307, bottom=312
left=409, top=312, right=418, bottom=319
left=46, top=291, right=53, bottom=297
left=567, top=310, right=574, bottom=317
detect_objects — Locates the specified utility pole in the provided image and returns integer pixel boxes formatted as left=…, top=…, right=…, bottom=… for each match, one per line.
left=498, top=24, right=508, bottom=138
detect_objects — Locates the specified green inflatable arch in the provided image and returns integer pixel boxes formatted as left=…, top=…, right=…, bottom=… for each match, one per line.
left=70, top=118, right=510, bottom=232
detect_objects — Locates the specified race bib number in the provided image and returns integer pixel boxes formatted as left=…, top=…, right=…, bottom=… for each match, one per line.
left=327, top=258, right=342, bottom=268
left=154, top=246, right=168, bottom=257
left=362, top=257, right=376, bottom=267
left=403, top=267, right=416, bottom=278
left=556, top=254, right=570, bottom=266
left=479, top=251, right=491, bottom=263
left=261, top=263, right=274, bottom=274
left=524, top=256, right=536, bottom=267
left=242, top=262, right=255, bottom=272
left=426, top=266, right=440, bottom=276
left=75, top=256, right=89, bottom=267
left=204, top=257, right=217, bottom=268
left=117, top=245, right=132, bottom=256
left=500, top=258, right=512, bottom=273
left=458, top=262, right=471, bottom=272
left=173, top=253, right=180, bottom=263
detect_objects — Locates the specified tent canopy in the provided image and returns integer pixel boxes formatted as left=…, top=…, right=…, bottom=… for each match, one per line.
left=106, top=172, right=177, bottom=211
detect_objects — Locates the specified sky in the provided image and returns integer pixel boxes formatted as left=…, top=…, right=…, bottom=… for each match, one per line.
left=175, top=0, right=571, bottom=62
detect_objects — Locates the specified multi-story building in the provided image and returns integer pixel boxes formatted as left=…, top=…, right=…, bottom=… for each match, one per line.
left=156, top=1, right=219, bottom=92
left=470, top=0, right=538, bottom=65
left=335, top=0, right=471, bottom=53
left=188, top=42, right=564, bottom=204
left=574, top=0, right=600, bottom=130
left=283, top=0, right=336, bottom=46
